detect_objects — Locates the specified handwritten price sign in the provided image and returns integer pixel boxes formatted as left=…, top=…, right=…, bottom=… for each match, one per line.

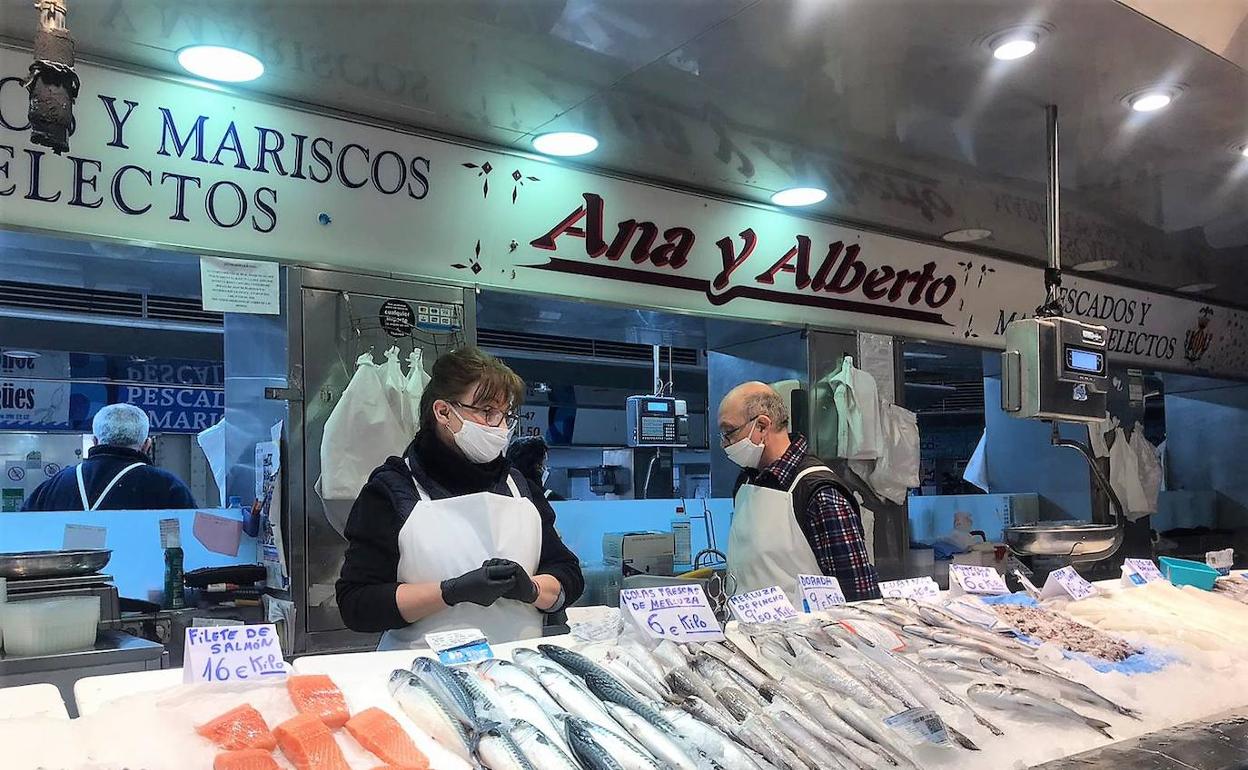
left=879, top=577, right=940, bottom=601
left=619, top=586, right=724, bottom=643
left=1040, top=566, right=1098, bottom=601
left=1122, top=558, right=1163, bottom=586
left=798, top=574, right=846, bottom=612
left=728, top=586, right=800, bottom=624
left=949, top=565, right=1008, bottom=596
left=183, top=624, right=287, bottom=684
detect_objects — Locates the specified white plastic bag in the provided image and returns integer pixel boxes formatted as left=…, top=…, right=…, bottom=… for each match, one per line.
left=1108, top=427, right=1149, bottom=521
left=317, top=352, right=410, bottom=501
left=868, top=403, right=920, bottom=505
left=402, top=349, right=431, bottom=435
left=963, top=430, right=989, bottom=492
left=1129, top=425, right=1161, bottom=516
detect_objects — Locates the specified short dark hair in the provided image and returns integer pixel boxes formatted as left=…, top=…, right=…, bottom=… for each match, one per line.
left=419, top=346, right=525, bottom=433
left=507, top=435, right=549, bottom=483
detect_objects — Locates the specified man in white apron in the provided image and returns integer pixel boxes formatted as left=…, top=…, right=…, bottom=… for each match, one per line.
left=22, top=403, right=196, bottom=511
left=720, top=382, right=880, bottom=604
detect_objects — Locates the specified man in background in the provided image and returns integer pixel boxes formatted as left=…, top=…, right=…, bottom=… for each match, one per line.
left=507, top=435, right=565, bottom=500
left=719, top=381, right=880, bottom=602
left=23, top=403, right=196, bottom=511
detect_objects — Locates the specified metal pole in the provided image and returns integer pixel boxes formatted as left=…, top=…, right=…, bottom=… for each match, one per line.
left=1046, top=104, right=1060, bottom=272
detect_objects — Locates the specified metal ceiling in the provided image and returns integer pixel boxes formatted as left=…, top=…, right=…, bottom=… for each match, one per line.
left=2, top=0, right=1246, bottom=305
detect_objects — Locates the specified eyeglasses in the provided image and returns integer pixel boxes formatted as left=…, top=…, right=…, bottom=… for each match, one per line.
left=718, top=415, right=760, bottom=445
left=453, top=401, right=519, bottom=428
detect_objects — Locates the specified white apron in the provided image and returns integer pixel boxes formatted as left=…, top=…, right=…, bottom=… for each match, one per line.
left=727, top=466, right=829, bottom=607
left=76, top=462, right=144, bottom=511
left=377, top=468, right=544, bottom=650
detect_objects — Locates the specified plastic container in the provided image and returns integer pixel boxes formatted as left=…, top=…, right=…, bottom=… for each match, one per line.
left=1159, top=556, right=1220, bottom=590
left=1, top=596, right=101, bottom=656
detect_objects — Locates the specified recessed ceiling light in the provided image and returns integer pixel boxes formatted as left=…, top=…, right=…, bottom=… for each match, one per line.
left=941, top=228, right=993, bottom=242
left=1, top=350, right=41, bottom=360
left=532, top=132, right=599, bottom=157
left=1176, top=282, right=1217, bottom=293
left=1240, top=144, right=1248, bottom=158
left=177, top=45, right=264, bottom=83
left=992, top=36, right=1037, bottom=61
left=1071, top=259, right=1119, bottom=272
left=1128, top=90, right=1173, bottom=112
left=770, top=187, right=827, bottom=207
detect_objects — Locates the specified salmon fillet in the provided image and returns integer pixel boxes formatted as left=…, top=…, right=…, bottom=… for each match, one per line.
left=274, top=712, right=351, bottom=770
left=196, top=705, right=278, bottom=751
left=286, top=674, right=350, bottom=729
left=213, top=749, right=280, bottom=770
left=344, top=708, right=430, bottom=769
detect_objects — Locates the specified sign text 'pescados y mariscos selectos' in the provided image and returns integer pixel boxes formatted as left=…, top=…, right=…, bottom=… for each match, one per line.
left=0, top=77, right=430, bottom=233
left=529, top=192, right=959, bottom=324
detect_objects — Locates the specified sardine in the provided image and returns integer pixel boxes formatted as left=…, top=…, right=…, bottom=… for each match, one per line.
left=605, top=702, right=701, bottom=770
left=967, top=683, right=1114, bottom=738
left=475, top=658, right=563, bottom=715
left=478, top=723, right=537, bottom=770
left=565, top=715, right=662, bottom=770
left=510, top=718, right=580, bottom=770
left=388, top=669, right=475, bottom=762
left=411, top=656, right=479, bottom=727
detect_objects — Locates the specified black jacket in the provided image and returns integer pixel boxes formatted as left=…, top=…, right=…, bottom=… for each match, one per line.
left=335, top=432, right=585, bottom=633
left=22, top=445, right=196, bottom=511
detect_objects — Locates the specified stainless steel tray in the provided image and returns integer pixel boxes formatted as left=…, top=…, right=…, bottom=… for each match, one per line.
left=1004, top=521, right=1123, bottom=562
left=0, top=549, right=113, bottom=579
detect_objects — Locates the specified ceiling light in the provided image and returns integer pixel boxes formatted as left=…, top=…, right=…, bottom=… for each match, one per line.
left=992, top=37, right=1037, bottom=61
left=1071, top=259, right=1119, bottom=272
left=941, top=228, right=992, bottom=243
left=177, top=45, right=264, bottom=83
left=1128, top=90, right=1173, bottom=112
left=1240, top=144, right=1248, bottom=158
left=1, top=350, right=41, bottom=360
left=770, top=187, right=827, bottom=207
left=1176, top=282, right=1217, bottom=293
left=532, top=132, right=598, bottom=157
left=903, top=351, right=949, bottom=360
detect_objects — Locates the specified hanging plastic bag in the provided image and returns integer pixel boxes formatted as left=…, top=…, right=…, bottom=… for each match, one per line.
left=963, top=430, right=989, bottom=492
left=1129, top=425, right=1161, bottom=516
left=402, top=348, right=431, bottom=435
left=1108, top=427, right=1149, bottom=521
left=317, top=352, right=409, bottom=501
left=868, top=403, right=920, bottom=505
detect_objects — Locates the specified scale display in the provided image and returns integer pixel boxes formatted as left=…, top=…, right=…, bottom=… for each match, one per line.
left=625, top=396, right=688, bottom=447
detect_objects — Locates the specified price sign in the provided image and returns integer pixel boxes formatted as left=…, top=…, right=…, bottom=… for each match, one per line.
left=728, top=586, right=800, bottom=624
left=949, top=565, right=1008, bottom=596
left=619, top=585, right=724, bottom=643
left=883, top=707, right=950, bottom=746
left=425, top=628, right=494, bottom=666
left=878, top=577, right=940, bottom=601
left=183, top=624, right=287, bottom=684
left=1122, top=558, right=1164, bottom=587
left=1039, top=566, right=1098, bottom=601
left=798, top=574, right=846, bottom=612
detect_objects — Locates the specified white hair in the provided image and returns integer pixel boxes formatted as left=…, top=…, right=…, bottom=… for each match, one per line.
left=92, top=403, right=150, bottom=449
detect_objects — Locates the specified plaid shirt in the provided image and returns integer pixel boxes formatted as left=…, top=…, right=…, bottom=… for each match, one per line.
left=752, top=436, right=881, bottom=602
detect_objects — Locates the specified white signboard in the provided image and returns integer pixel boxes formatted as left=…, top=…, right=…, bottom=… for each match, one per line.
left=879, top=577, right=941, bottom=601
left=797, top=574, right=847, bottom=612
left=1040, top=565, right=1098, bottom=601
left=183, top=623, right=287, bottom=683
left=619, top=585, right=724, bottom=643
left=1122, top=558, right=1164, bottom=587
left=200, top=256, right=280, bottom=314
left=1, top=50, right=1245, bottom=377
left=948, top=564, right=1009, bottom=596
left=728, top=586, right=800, bottom=624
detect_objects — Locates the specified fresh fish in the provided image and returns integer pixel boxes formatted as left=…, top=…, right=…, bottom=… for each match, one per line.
left=451, top=667, right=506, bottom=724
left=662, top=705, right=774, bottom=770
left=789, top=691, right=906, bottom=769
left=716, top=686, right=761, bottom=723
left=565, top=715, right=662, bottom=770
left=916, top=646, right=998, bottom=670
left=915, top=658, right=993, bottom=683
left=761, top=697, right=873, bottom=770
left=824, top=695, right=919, bottom=770
left=582, top=669, right=674, bottom=730
left=668, top=668, right=727, bottom=713
left=538, top=668, right=619, bottom=734
left=967, top=683, right=1114, bottom=738
left=684, top=695, right=748, bottom=738
left=694, top=654, right=768, bottom=711
left=796, top=637, right=918, bottom=710
left=602, top=655, right=668, bottom=703
left=737, top=713, right=813, bottom=770
left=513, top=647, right=575, bottom=679
left=977, top=657, right=1142, bottom=720
left=701, top=643, right=771, bottom=691
left=475, top=658, right=563, bottom=715
left=387, top=669, right=475, bottom=762
left=411, top=656, right=478, bottom=727
left=915, top=606, right=1035, bottom=652
left=605, top=702, right=701, bottom=770
left=539, top=644, right=618, bottom=681
left=787, top=641, right=887, bottom=711
left=510, top=719, right=581, bottom=770
left=945, top=724, right=982, bottom=751
left=491, top=684, right=573, bottom=756
left=478, top=723, right=537, bottom=770
left=902, top=625, right=1044, bottom=675
left=761, top=683, right=874, bottom=756
left=769, top=709, right=855, bottom=770
left=610, top=646, right=674, bottom=699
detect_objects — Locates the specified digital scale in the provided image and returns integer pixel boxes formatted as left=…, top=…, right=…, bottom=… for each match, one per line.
left=1001, top=316, right=1109, bottom=424
left=625, top=395, right=689, bottom=448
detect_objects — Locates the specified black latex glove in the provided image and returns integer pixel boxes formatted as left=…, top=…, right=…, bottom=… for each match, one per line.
left=484, top=558, right=540, bottom=603
left=440, top=560, right=517, bottom=607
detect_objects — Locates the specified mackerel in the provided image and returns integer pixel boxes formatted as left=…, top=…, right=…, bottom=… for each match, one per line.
left=605, top=702, right=701, bottom=770
left=411, top=656, right=479, bottom=728
left=387, top=669, right=475, bottom=762
left=510, top=718, right=580, bottom=770
left=566, top=715, right=663, bottom=770
left=663, top=705, right=775, bottom=770
left=491, top=683, right=573, bottom=756
left=474, top=658, right=563, bottom=715
left=477, top=723, right=537, bottom=770
left=582, top=668, right=675, bottom=730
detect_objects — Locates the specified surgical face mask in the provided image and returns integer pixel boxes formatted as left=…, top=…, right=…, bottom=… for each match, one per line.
left=724, top=420, right=766, bottom=468
left=448, top=406, right=511, bottom=464
left=541, top=467, right=550, bottom=485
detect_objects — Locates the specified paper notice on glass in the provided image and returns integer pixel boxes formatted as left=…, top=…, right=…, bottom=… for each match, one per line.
left=199, top=256, right=280, bottom=315
left=255, top=441, right=278, bottom=501
left=159, top=518, right=181, bottom=549
left=258, top=421, right=289, bottom=590
left=196, top=420, right=227, bottom=507
left=192, top=511, right=243, bottom=556
left=63, top=524, right=107, bottom=550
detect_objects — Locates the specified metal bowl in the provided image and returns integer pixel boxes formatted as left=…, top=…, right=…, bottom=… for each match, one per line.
left=1004, top=521, right=1123, bottom=562
left=0, top=549, right=113, bottom=579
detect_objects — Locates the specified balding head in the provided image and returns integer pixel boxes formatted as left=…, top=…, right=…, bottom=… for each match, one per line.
left=718, top=381, right=789, bottom=443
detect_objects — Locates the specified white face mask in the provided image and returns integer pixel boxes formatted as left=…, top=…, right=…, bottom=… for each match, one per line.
left=448, top=405, right=511, bottom=464
left=724, top=419, right=766, bottom=468
left=541, top=467, right=550, bottom=485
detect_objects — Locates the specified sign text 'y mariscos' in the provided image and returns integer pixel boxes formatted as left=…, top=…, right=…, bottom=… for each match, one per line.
left=528, top=192, right=959, bottom=325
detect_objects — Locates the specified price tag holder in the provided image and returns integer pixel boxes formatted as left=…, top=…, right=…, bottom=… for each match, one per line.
left=1121, top=558, right=1164, bottom=587
left=1039, top=565, right=1098, bottom=601
left=619, top=585, right=725, bottom=643
left=184, top=623, right=287, bottom=684
left=798, top=574, right=846, bottom=612
left=728, top=586, right=800, bottom=624
left=948, top=565, right=1008, bottom=597
left=878, top=577, right=940, bottom=601
left=425, top=628, right=494, bottom=666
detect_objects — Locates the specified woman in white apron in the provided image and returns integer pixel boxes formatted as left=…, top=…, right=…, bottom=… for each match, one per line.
left=336, top=347, right=583, bottom=650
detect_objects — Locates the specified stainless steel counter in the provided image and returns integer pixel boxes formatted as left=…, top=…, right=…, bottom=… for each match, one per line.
left=1033, top=706, right=1248, bottom=769
left=0, top=631, right=167, bottom=717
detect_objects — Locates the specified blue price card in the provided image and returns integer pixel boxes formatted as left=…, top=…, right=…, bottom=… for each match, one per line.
left=425, top=628, right=494, bottom=666
left=183, top=623, right=287, bottom=684
left=619, top=585, right=725, bottom=643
